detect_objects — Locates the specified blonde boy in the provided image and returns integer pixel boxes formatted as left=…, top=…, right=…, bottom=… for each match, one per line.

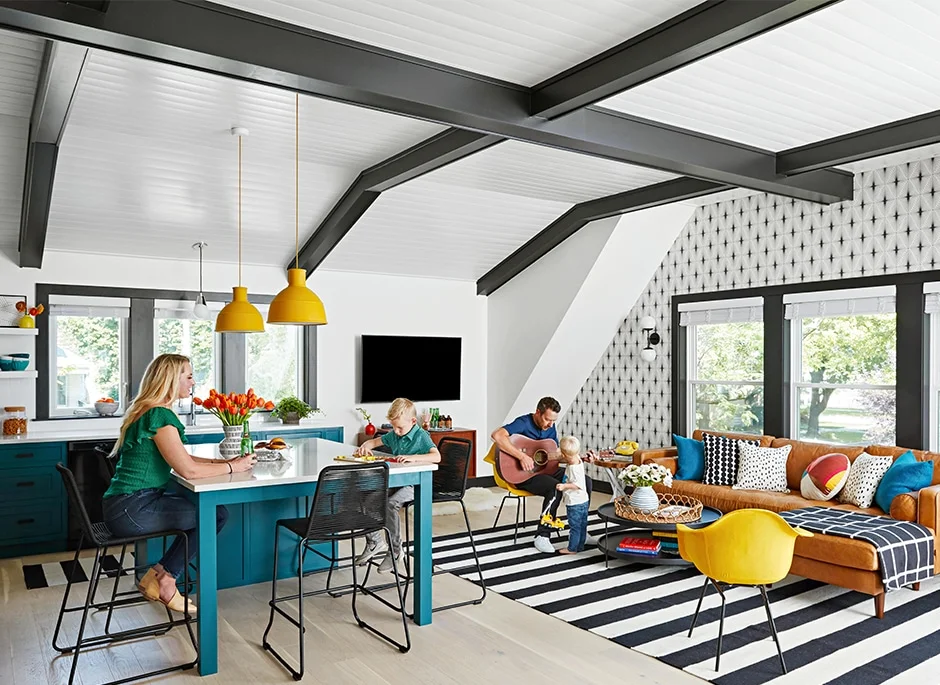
left=353, top=398, right=440, bottom=572
left=556, top=435, right=590, bottom=554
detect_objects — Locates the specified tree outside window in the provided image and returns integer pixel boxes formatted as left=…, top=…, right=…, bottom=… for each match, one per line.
left=54, top=315, right=123, bottom=411
left=246, top=325, right=301, bottom=404
left=156, top=318, right=217, bottom=401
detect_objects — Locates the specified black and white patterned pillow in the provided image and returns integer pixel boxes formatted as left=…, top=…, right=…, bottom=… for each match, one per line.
left=702, top=434, right=759, bottom=486
left=733, top=443, right=792, bottom=492
left=838, top=453, right=893, bottom=508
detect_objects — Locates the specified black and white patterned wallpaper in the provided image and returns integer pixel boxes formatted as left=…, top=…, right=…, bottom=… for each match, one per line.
left=559, top=156, right=940, bottom=475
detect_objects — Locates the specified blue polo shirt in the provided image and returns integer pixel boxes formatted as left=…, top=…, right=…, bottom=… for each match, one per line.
left=502, top=414, right=558, bottom=443
left=381, top=424, right=436, bottom=456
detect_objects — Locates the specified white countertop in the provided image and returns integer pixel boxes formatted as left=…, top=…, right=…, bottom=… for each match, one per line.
left=0, top=419, right=338, bottom=445
left=173, top=437, right=436, bottom=493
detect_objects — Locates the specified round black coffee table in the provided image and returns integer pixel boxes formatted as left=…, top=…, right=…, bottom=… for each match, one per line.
left=596, top=501, right=722, bottom=567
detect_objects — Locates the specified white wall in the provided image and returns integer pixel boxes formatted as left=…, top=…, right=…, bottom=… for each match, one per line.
left=0, top=251, right=488, bottom=466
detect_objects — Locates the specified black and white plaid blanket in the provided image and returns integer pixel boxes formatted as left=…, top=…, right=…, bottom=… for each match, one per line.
left=779, top=506, right=935, bottom=591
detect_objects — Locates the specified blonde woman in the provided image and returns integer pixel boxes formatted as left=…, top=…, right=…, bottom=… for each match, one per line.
left=102, top=354, right=256, bottom=613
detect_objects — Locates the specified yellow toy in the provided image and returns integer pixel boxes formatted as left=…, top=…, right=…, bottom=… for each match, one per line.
left=540, top=513, right=567, bottom=530
left=614, top=440, right=639, bottom=456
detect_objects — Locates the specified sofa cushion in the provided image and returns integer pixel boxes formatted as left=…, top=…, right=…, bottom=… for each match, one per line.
left=867, top=444, right=940, bottom=487
left=839, top=453, right=893, bottom=508
left=800, top=452, right=851, bottom=501
left=874, top=451, right=934, bottom=513
left=673, top=434, right=705, bottom=481
left=703, top=434, right=758, bottom=486
left=693, top=429, right=773, bottom=447
left=890, top=491, right=918, bottom=522
left=794, top=530, right=880, bottom=572
left=733, top=443, right=791, bottom=492
left=771, top=438, right=866, bottom=490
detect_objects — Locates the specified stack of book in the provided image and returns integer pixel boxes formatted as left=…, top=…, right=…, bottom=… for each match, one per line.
left=616, top=536, right=661, bottom=555
left=653, top=530, right=680, bottom=554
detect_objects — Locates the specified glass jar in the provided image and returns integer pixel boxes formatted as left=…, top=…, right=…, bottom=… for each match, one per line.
left=3, top=406, right=28, bottom=436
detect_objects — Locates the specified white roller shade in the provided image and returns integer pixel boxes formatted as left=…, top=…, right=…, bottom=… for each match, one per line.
left=784, top=286, right=895, bottom=320
left=49, top=304, right=130, bottom=318
left=679, top=297, right=763, bottom=326
left=926, top=293, right=940, bottom=315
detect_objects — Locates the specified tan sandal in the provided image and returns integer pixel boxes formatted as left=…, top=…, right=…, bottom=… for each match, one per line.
left=137, top=567, right=198, bottom=614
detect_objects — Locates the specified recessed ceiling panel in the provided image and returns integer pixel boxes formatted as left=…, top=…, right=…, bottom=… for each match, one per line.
left=213, top=0, right=703, bottom=86
left=601, top=0, right=940, bottom=151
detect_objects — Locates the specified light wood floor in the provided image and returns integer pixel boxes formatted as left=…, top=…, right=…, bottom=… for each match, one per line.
left=0, top=490, right=704, bottom=684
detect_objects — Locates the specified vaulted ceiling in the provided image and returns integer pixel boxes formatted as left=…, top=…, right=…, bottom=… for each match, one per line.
left=0, top=0, right=938, bottom=292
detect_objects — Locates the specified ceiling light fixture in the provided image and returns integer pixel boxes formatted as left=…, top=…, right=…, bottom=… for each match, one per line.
left=267, top=93, right=327, bottom=326
left=192, top=241, right=210, bottom=320
left=216, top=127, right=265, bottom=334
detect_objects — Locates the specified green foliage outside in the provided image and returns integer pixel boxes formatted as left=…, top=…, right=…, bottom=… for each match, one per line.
left=56, top=316, right=121, bottom=407
left=156, top=318, right=216, bottom=398
left=692, top=313, right=897, bottom=443
left=247, top=326, right=300, bottom=404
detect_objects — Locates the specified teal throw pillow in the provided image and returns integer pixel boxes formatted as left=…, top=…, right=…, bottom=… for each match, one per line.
left=873, top=451, right=934, bottom=513
left=674, top=434, right=705, bottom=481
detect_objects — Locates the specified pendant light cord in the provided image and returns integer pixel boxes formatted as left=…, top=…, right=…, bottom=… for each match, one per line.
left=198, top=244, right=203, bottom=293
left=295, top=93, right=299, bottom=269
left=238, top=133, right=243, bottom=287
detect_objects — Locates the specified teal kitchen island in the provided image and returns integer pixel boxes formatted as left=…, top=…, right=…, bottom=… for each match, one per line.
left=171, top=436, right=437, bottom=676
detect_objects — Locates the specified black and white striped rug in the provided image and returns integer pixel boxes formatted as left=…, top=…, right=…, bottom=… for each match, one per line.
left=22, top=550, right=135, bottom=590
left=434, top=512, right=940, bottom=685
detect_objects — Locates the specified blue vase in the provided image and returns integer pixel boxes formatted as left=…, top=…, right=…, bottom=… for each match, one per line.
left=629, top=486, right=659, bottom=513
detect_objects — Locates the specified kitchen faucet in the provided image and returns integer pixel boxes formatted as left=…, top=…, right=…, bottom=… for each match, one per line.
left=187, top=387, right=197, bottom=426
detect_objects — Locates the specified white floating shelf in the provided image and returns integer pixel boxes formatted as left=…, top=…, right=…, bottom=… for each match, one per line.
left=0, top=328, right=38, bottom=336
left=0, top=371, right=38, bottom=379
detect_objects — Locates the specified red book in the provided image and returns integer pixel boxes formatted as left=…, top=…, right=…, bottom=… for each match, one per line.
left=617, top=536, right=661, bottom=553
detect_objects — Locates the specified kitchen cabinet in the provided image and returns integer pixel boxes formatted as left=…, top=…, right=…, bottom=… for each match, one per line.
left=0, top=442, right=66, bottom=558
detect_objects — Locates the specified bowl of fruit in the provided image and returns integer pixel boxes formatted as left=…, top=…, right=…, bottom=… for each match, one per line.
left=253, top=436, right=291, bottom=461
left=94, top=398, right=119, bottom=416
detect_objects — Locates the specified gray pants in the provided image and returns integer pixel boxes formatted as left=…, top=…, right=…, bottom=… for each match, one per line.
left=367, top=485, right=414, bottom=555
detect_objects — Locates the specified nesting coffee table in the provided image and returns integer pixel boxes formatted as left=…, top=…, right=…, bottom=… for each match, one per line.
left=596, top=501, right=722, bottom=567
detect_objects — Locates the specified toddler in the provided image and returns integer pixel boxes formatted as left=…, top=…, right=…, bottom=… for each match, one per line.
left=556, top=435, right=590, bottom=554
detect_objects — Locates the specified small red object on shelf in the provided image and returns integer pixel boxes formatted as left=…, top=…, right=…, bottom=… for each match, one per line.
left=364, top=422, right=376, bottom=437
left=616, top=536, right=661, bottom=554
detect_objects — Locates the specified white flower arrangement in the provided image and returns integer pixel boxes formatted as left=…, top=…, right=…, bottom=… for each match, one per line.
left=618, top=463, right=673, bottom=488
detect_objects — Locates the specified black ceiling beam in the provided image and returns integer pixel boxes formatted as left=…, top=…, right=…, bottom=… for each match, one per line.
left=476, top=177, right=730, bottom=296
left=531, top=0, right=841, bottom=119
left=19, top=40, right=88, bottom=268
left=777, top=109, right=940, bottom=176
left=293, top=129, right=501, bottom=273
left=0, top=0, right=852, bottom=204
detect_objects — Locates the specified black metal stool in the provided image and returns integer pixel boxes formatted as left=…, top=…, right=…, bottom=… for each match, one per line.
left=262, top=462, right=410, bottom=681
left=53, top=464, right=198, bottom=685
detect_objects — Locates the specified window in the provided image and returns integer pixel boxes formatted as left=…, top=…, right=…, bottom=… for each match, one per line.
left=681, top=298, right=764, bottom=435
left=246, top=321, right=303, bottom=403
left=926, top=286, right=940, bottom=450
left=788, top=287, right=896, bottom=444
left=50, top=297, right=129, bottom=416
left=154, top=301, right=220, bottom=406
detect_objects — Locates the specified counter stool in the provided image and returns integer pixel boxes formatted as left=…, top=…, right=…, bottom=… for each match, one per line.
left=262, top=462, right=410, bottom=681
left=53, top=464, right=198, bottom=685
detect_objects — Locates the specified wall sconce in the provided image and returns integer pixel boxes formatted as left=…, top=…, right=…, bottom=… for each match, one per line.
left=639, top=315, right=660, bottom=362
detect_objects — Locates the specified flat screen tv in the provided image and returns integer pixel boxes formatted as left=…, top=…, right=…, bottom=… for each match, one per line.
left=360, top=335, right=461, bottom=403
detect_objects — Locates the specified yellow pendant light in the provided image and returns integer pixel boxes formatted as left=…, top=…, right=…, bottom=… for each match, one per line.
left=216, top=127, right=265, bottom=333
left=267, top=94, right=327, bottom=325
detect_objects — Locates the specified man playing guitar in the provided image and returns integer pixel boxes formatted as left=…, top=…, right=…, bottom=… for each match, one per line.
left=491, top=396, right=594, bottom=554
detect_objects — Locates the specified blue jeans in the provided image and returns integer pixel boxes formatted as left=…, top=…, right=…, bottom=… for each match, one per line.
left=103, top=488, right=229, bottom=578
left=566, top=502, right=589, bottom=552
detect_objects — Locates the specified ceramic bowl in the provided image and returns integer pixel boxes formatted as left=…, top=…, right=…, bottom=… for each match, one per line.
left=95, top=401, right=119, bottom=416
left=0, top=357, right=13, bottom=371
left=8, top=357, right=28, bottom=371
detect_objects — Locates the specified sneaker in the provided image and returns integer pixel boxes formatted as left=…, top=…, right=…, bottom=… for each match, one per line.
left=355, top=539, right=387, bottom=566
left=378, top=548, right=403, bottom=574
left=533, top=536, right=555, bottom=554
left=585, top=533, right=598, bottom=546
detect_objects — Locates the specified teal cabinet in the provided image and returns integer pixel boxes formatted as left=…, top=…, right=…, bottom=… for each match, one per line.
left=0, top=442, right=66, bottom=558
left=257, top=427, right=344, bottom=443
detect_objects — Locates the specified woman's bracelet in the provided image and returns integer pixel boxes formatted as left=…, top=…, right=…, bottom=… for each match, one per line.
left=227, top=461, right=233, bottom=474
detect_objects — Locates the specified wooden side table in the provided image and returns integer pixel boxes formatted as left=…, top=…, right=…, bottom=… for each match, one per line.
left=357, top=426, right=478, bottom=478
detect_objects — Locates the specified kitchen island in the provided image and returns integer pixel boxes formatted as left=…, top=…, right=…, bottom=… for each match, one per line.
left=171, top=436, right=436, bottom=677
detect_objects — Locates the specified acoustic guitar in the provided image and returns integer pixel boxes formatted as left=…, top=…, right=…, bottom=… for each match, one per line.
left=494, top=434, right=561, bottom=486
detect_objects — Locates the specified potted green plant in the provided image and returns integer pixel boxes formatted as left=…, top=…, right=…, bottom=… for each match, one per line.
left=272, top=396, right=315, bottom=425
left=356, top=406, right=375, bottom=436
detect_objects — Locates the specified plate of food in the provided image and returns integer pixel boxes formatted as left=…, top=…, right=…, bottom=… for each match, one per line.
left=253, top=436, right=292, bottom=461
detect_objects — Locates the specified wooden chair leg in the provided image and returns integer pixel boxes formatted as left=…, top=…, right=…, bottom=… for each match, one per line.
left=912, top=582, right=921, bottom=591
left=874, top=592, right=885, bottom=619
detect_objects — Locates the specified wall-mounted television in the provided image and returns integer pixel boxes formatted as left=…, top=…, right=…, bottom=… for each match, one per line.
left=360, top=335, right=461, bottom=403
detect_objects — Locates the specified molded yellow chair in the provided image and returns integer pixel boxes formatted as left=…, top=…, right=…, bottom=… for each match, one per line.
left=484, top=445, right=538, bottom=544
left=677, top=509, right=813, bottom=674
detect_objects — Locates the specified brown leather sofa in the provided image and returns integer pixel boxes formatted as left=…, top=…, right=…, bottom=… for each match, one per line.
left=633, top=429, right=940, bottom=618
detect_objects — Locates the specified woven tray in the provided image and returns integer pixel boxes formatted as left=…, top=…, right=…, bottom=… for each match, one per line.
left=614, top=493, right=704, bottom=524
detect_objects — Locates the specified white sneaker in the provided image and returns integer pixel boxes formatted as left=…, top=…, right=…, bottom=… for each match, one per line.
left=533, top=536, right=555, bottom=554
left=355, top=540, right=387, bottom=566
left=378, top=548, right=403, bottom=574
left=585, top=533, right=598, bottom=546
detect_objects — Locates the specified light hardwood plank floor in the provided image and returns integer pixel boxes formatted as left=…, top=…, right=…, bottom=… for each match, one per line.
left=0, top=490, right=704, bottom=684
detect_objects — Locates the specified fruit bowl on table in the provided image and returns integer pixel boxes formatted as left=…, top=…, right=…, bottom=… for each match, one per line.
left=94, top=401, right=119, bottom=416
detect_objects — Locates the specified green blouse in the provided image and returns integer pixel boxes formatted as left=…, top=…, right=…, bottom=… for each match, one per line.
left=103, top=406, right=188, bottom=499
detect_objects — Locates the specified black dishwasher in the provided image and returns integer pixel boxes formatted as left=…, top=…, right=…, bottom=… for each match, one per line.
left=66, top=439, right=117, bottom=550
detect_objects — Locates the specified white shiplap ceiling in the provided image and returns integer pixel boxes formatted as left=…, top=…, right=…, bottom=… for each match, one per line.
left=600, top=0, right=940, bottom=151
left=45, top=49, right=445, bottom=265
left=0, top=29, right=44, bottom=258
left=212, top=0, right=703, bottom=86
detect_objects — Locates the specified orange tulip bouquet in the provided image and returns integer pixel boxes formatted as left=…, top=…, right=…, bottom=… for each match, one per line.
left=194, top=388, right=275, bottom=426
